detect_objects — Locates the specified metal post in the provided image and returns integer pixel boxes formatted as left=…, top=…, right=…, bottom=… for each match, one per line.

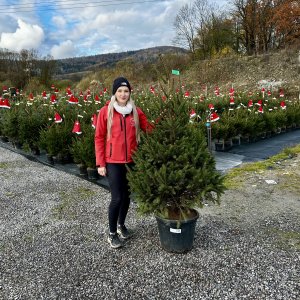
left=206, top=111, right=212, bottom=152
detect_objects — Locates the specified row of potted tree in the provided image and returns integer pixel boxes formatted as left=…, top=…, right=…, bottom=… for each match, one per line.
left=1, top=87, right=300, bottom=170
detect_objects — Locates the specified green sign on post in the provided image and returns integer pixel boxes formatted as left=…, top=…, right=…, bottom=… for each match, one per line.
left=171, top=69, right=180, bottom=76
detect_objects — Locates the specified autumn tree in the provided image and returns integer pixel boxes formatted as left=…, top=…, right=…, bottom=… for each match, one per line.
left=271, top=0, right=300, bottom=48
left=196, top=13, right=236, bottom=59
left=232, top=0, right=300, bottom=54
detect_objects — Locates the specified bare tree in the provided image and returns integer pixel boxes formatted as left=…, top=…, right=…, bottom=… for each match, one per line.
left=173, top=3, right=198, bottom=54
left=39, top=54, right=56, bottom=86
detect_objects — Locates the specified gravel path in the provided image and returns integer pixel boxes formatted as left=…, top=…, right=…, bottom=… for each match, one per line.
left=0, top=147, right=299, bottom=299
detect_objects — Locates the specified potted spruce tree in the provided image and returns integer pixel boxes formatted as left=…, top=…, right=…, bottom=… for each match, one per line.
left=127, top=93, right=226, bottom=253
left=70, top=123, right=97, bottom=180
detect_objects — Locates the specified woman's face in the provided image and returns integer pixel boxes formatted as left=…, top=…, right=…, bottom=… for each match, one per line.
left=115, top=86, right=130, bottom=106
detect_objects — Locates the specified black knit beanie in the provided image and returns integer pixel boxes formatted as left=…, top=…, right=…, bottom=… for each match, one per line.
left=112, top=77, right=131, bottom=95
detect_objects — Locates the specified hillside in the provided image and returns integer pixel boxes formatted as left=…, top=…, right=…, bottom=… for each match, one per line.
left=185, top=48, right=300, bottom=95
left=55, top=47, right=300, bottom=96
left=55, top=46, right=187, bottom=77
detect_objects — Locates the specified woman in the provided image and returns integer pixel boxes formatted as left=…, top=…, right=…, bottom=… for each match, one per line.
left=95, top=77, right=152, bottom=249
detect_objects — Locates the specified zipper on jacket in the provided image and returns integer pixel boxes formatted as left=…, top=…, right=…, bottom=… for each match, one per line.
left=120, top=116, right=123, bottom=131
left=109, top=143, right=112, bottom=157
left=123, top=115, right=128, bottom=161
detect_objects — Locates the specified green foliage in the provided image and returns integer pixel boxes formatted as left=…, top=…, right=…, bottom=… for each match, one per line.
left=1, top=106, right=20, bottom=142
left=127, top=93, right=226, bottom=220
left=18, top=103, right=49, bottom=150
left=70, top=124, right=96, bottom=168
left=39, top=121, right=73, bottom=156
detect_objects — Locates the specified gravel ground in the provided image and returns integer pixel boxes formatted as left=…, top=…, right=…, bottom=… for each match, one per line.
left=0, top=147, right=299, bottom=300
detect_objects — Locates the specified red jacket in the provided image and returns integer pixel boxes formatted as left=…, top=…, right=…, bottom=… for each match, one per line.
left=95, top=102, right=152, bottom=167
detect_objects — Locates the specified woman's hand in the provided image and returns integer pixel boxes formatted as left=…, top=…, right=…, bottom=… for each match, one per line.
left=97, top=166, right=107, bottom=177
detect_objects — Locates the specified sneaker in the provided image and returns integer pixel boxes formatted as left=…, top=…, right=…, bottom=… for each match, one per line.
left=107, top=232, right=123, bottom=249
left=117, top=224, right=132, bottom=240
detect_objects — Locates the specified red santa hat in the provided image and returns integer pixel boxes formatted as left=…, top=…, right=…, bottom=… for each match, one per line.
left=1, top=98, right=11, bottom=109
left=229, top=97, right=235, bottom=105
left=189, top=109, right=196, bottom=118
left=214, top=87, right=220, bottom=96
left=72, top=120, right=82, bottom=135
left=258, top=106, right=264, bottom=113
left=42, top=91, right=47, bottom=99
left=257, top=99, right=263, bottom=106
left=184, top=91, right=190, bottom=98
left=54, top=112, right=63, bottom=123
left=210, top=112, right=220, bottom=122
left=68, top=95, right=79, bottom=104
left=248, top=100, right=253, bottom=107
left=279, top=89, right=284, bottom=97
left=50, top=94, right=57, bottom=104
left=29, top=93, right=34, bottom=101
left=208, top=103, right=214, bottom=110
left=66, top=87, right=72, bottom=97
left=280, top=101, right=286, bottom=109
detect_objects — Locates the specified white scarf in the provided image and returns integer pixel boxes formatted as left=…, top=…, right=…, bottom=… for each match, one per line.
left=113, top=102, right=133, bottom=115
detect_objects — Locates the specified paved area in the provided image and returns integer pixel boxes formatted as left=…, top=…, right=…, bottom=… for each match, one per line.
left=214, top=129, right=300, bottom=171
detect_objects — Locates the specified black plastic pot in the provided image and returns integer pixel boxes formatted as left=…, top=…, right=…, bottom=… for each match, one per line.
left=77, top=164, right=88, bottom=177
left=0, top=136, right=9, bottom=143
left=155, top=209, right=199, bottom=253
left=46, top=153, right=54, bottom=165
left=87, top=167, right=99, bottom=181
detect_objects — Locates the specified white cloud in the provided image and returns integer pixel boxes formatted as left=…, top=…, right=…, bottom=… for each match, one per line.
left=0, top=0, right=229, bottom=57
left=0, top=19, right=44, bottom=51
left=57, top=3, right=181, bottom=56
left=52, top=16, right=66, bottom=28
left=50, top=40, right=76, bottom=59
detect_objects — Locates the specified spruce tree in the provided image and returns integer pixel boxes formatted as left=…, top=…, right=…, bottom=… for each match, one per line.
left=127, top=93, right=226, bottom=220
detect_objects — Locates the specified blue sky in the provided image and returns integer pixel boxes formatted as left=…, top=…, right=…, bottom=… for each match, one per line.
left=0, top=0, right=229, bottom=59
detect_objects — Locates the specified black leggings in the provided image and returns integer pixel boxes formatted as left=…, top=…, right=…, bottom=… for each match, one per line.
left=106, top=163, right=132, bottom=233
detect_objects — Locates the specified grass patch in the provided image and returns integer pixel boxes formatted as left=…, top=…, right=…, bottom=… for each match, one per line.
left=0, top=162, right=9, bottom=169
left=224, top=144, right=300, bottom=189
left=266, top=228, right=300, bottom=250
left=52, top=187, right=97, bottom=220
left=278, top=171, right=300, bottom=192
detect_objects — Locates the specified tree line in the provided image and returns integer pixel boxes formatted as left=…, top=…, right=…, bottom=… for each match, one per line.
left=0, top=49, right=56, bottom=89
left=173, top=0, right=300, bottom=58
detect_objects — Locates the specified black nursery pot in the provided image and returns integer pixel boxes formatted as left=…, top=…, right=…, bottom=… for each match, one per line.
left=87, top=167, right=99, bottom=181
left=155, top=209, right=199, bottom=253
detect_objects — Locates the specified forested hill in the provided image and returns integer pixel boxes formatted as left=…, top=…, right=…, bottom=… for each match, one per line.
left=55, top=46, right=187, bottom=75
